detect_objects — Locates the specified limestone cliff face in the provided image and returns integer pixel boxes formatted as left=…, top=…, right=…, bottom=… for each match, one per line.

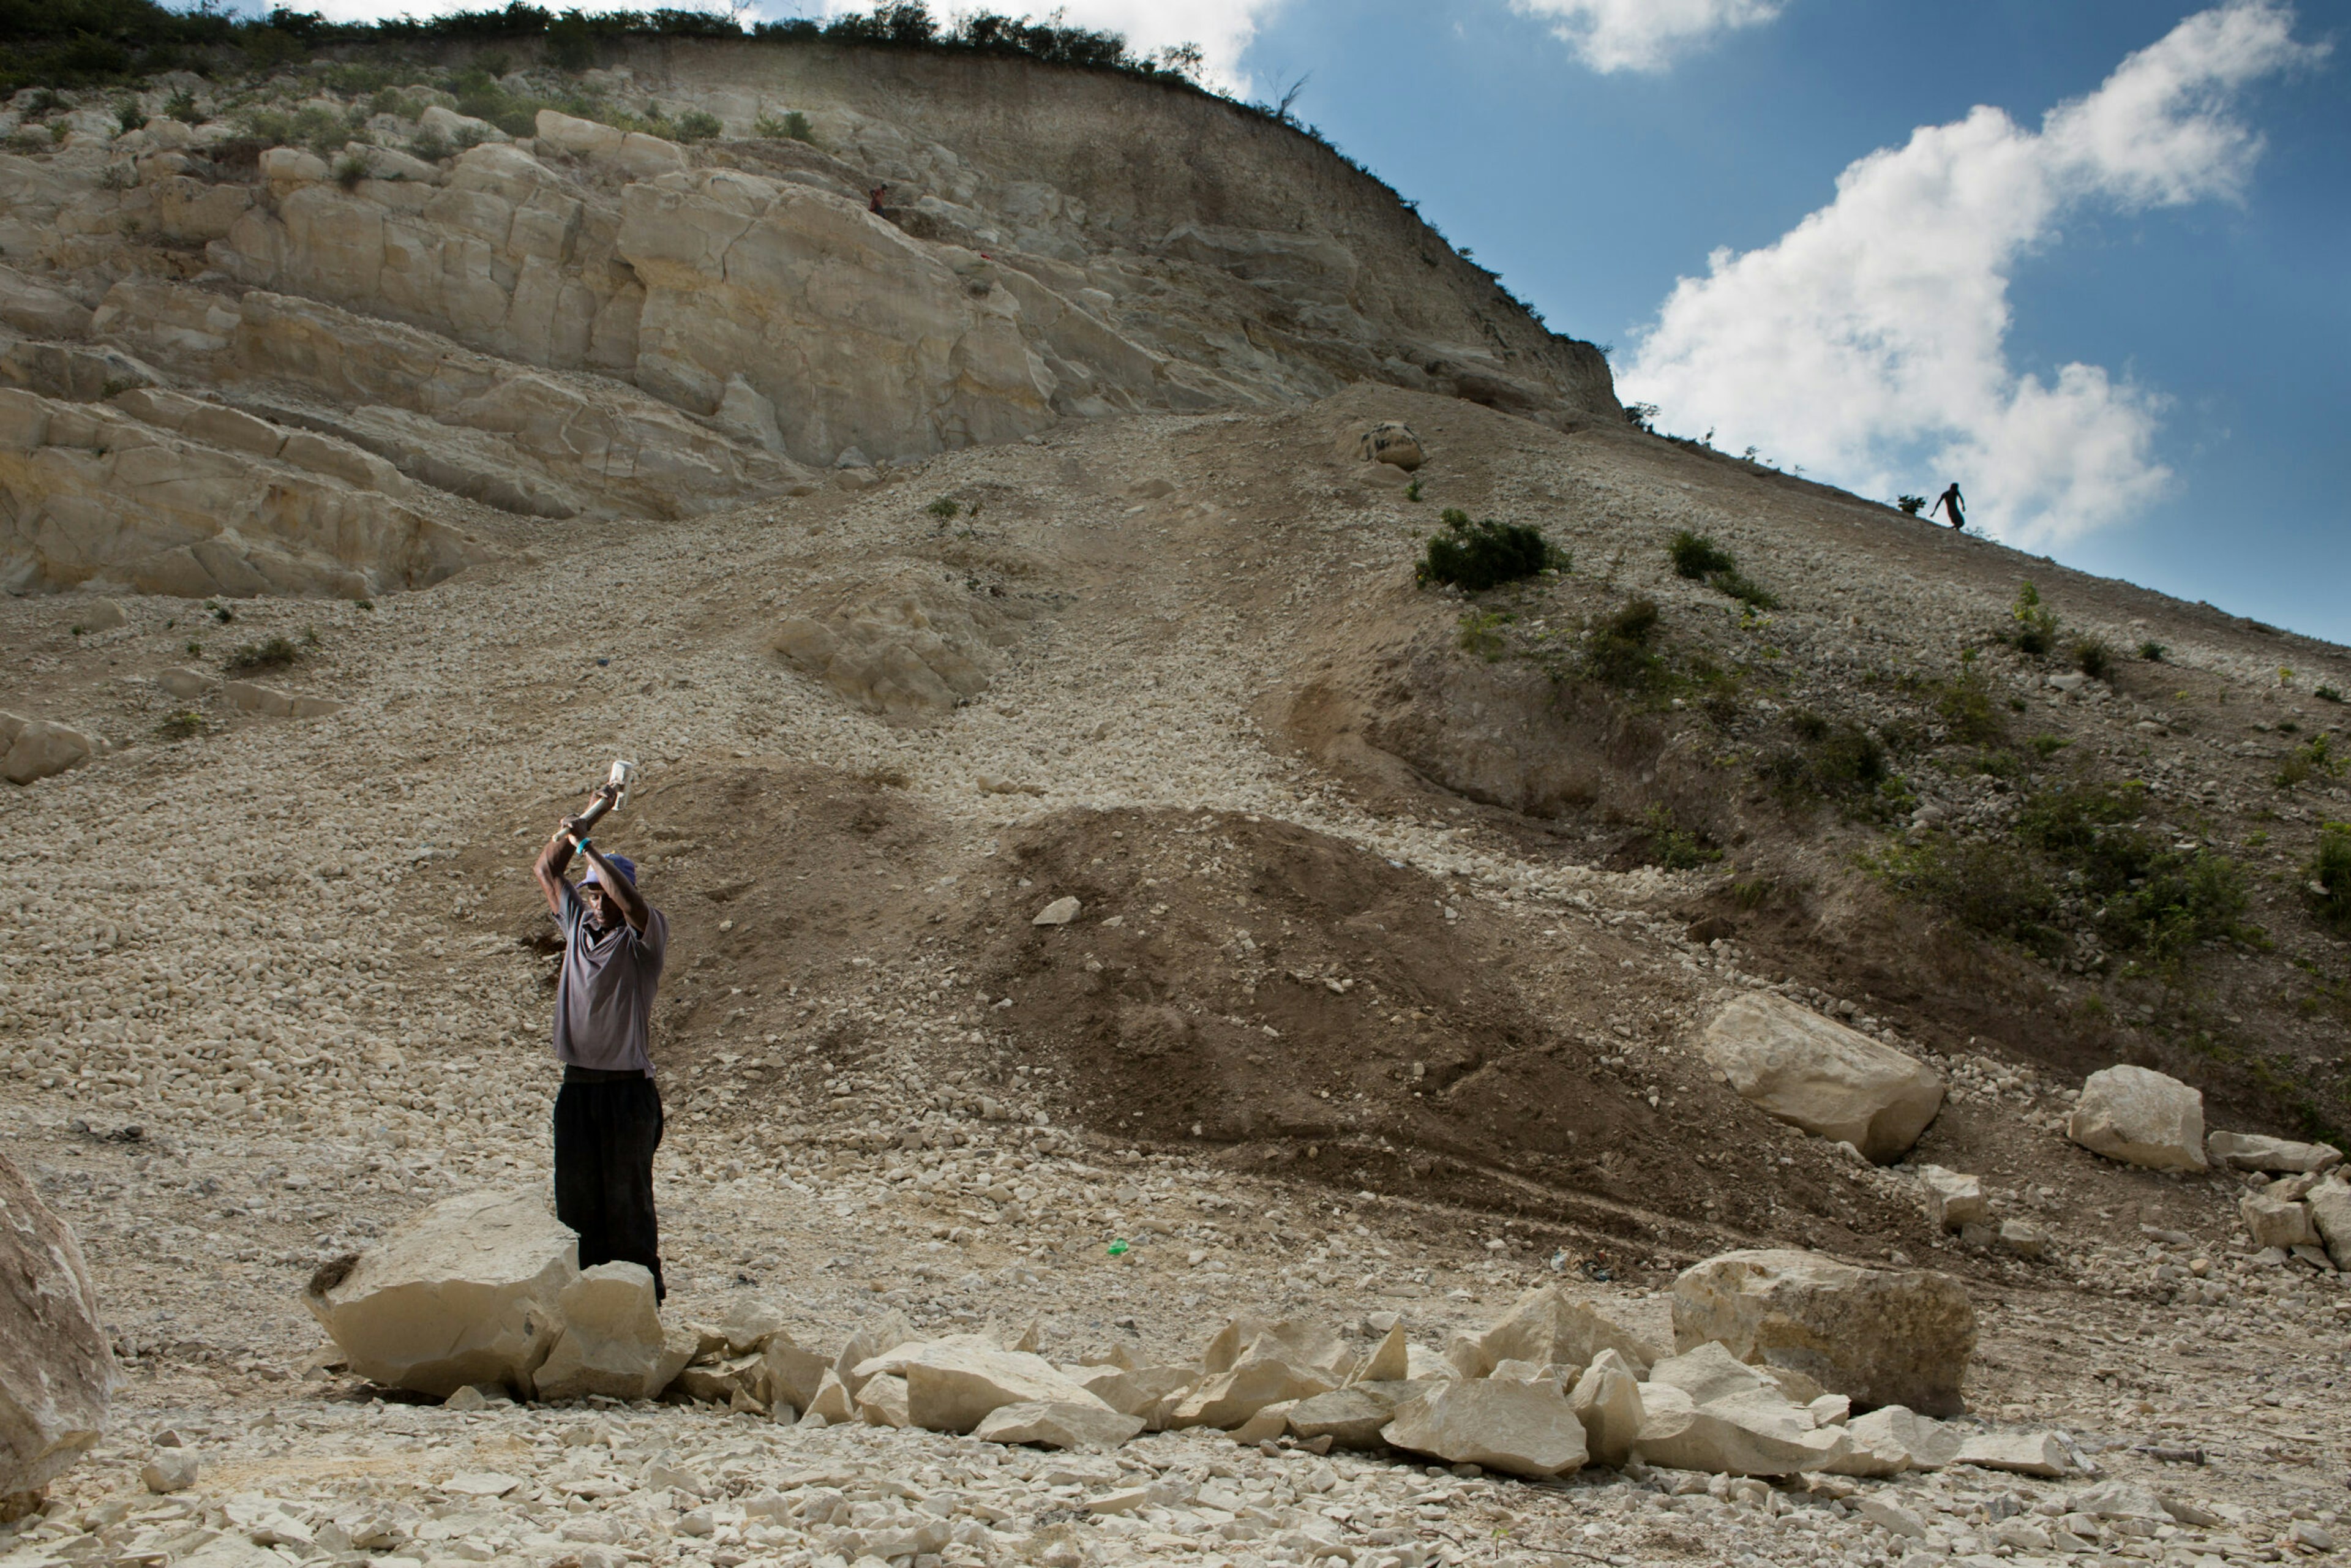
left=0, top=42, right=1617, bottom=598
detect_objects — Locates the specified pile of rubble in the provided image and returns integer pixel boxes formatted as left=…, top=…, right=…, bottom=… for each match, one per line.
left=295, top=1186, right=2085, bottom=1493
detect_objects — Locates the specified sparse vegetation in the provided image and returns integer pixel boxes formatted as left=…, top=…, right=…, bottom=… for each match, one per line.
left=223, top=634, right=302, bottom=674
left=1931, top=664, right=2006, bottom=746
left=2139, top=640, right=2167, bottom=662
left=208, top=603, right=235, bottom=623
left=157, top=710, right=204, bottom=740
left=2276, top=735, right=2342, bottom=790
left=1584, top=597, right=1662, bottom=690
left=1896, top=495, right=1925, bottom=516
left=1415, top=509, right=1565, bottom=592
left=672, top=108, right=721, bottom=141
left=1404, top=478, right=1422, bottom=503
left=333, top=152, right=369, bottom=189
left=1761, top=710, right=1902, bottom=820
left=1666, top=530, right=1776, bottom=610
left=754, top=109, right=814, bottom=141
left=2318, top=685, right=2343, bottom=703
left=2006, top=581, right=2058, bottom=656
left=1457, top=610, right=1512, bottom=662
left=925, top=495, right=960, bottom=520
left=2072, top=637, right=2113, bottom=681
left=1882, top=778, right=2257, bottom=969
left=1641, top=805, right=1720, bottom=871
left=2311, top=824, right=2351, bottom=935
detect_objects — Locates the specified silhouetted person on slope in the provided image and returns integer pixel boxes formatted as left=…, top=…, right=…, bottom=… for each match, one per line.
left=1931, top=482, right=1966, bottom=531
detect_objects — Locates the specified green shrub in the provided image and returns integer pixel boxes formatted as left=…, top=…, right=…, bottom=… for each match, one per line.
left=1877, top=836, right=2061, bottom=959
left=755, top=109, right=814, bottom=141
left=1667, top=530, right=1776, bottom=609
left=1667, top=530, right=1734, bottom=580
left=1641, top=806, right=1720, bottom=871
left=409, top=127, right=452, bottom=162
left=333, top=152, right=368, bottom=189
left=1404, top=477, right=1422, bottom=503
left=2072, top=637, right=2113, bottom=681
left=157, top=710, right=204, bottom=740
left=925, top=495, right=959, bottom=520
left=1933, top=667, right=2006, bottom=746
left=223, top=634, right=301, bottom=673
left=2008, top=582, right=2058, bottom=656
left=115, top=99, right=144, bottom=133
left=2138, top=640, right=2167, bottom=662
left=2278, top=735, right=2342, bottom=790
left=2312, top=824, right=2351, bottom=935
left=1415, top=508, right=1564, bottom=591
left=1896, top=495, right=1925, bottom=516
left=1584, top=598, right=1661, bottom=689
left=1763, top=711, right=1892, bottom=814
left=2317, top=685, right=2344, bottom=704
left=2028, top=733, right=2071, bottom=760
left=1457, top=610, right=1512, bottom=662
left=673, top=108, right=722, bottom=141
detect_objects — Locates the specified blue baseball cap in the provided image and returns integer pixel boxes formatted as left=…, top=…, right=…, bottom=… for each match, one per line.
left=583, top=854, right=637, bottom=888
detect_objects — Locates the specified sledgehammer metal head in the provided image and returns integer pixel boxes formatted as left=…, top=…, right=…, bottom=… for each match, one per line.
left=574, top=759, right=638, bottom=833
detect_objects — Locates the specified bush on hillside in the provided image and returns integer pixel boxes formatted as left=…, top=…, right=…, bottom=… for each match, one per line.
left=1667, top=530, right=1777, bottom=610
left=1415, top=508, right=1565, bottom=592
left=2311, top=824, right=2351, bottom=936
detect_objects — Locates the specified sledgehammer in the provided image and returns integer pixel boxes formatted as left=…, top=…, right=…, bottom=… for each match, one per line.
left=564, top=759, right=639, bottom=844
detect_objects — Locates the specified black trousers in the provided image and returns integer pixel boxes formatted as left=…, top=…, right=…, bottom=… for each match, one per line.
left=553, top=1075, right=666, bottom=1301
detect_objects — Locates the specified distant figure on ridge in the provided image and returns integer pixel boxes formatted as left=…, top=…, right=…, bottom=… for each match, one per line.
left=1931, top=482, right=1967, bottom=531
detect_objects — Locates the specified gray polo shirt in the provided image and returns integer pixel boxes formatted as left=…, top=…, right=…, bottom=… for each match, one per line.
left=553, top=880, right=668, bottom=1076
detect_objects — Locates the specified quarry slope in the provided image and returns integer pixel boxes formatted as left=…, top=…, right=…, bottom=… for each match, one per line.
left=4, top=37, right=2351, bottom=1568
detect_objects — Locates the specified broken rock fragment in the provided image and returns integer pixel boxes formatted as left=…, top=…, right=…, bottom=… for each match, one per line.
left=1671, top=1249, right=1975, bottom=1417
left=0, top=1151, right=117, bottom=1502
left=2066, top=1065, right=2207, bottom=1172
left=971, top=1401, right=1144, bottom=1450
left=1698, top=993, right=1944, bottom=1161
left=302, top=1188, right=577, bottom=1399
left=2207, top=1131, right=2341, bottom=1174
left=1380, top=1379, right=1588, bottom=1479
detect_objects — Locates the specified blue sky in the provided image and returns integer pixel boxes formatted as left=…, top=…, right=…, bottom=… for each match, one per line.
left=1210, top=0, right=2349, bottom=641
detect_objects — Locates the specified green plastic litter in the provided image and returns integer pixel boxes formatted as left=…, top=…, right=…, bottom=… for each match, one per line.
left=1106, top=1238, right=1130, bottom=1256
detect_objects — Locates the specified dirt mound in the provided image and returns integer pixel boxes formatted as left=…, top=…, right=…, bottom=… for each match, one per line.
left=966, top=807, right=1934, bottom=1265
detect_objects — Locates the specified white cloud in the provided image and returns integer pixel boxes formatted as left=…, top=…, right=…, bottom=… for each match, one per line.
left=1622, top=1, right=2323, bottom=547
left=1512, top=0, right=1784, bottom=73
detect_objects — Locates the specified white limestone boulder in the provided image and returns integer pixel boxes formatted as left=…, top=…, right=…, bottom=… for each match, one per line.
left=970, top=1401, right=1144, bottom=1450
left=1626, top=1382, right=1847, bottom=1477
left=2207, top=1131, right=2341, bottom=1174
left=1698, top=993, right=1944, bottom=1161
left=1825, top=1405, right=1963, bottom=1476
left=2066, top=1065, right=2207, bottom=1171
left=0, top=1151, right=118, bottom=1502
left=302, top=1188, right=577, bottom=1398
left=1452, top=1283, right=1659, bottom=1378
left=1954, top=1429, right=2071, bottom=1476
left=2241, top=1191, right=2317, bottom=1251
left=0, top=716, right=93, bottom=786
left=1568, top=1349, right=1644, bottom=1468
left=532, top=1263, right=694, bottom=1402
left=1380, top=1379, right=1588, bottom=1479
left=855, top=1343, right=1117, bottom=1436
left=2307, top=1178, right=2351, bottom=1270
left=1917, top=1166, right=1987, bottom=1231
left=1285, top=1381, right=1429, bottom=1449
left=1671, top=1250, right=1975, bottom=1417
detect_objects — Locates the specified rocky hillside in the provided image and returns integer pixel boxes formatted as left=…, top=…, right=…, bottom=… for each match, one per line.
left=1, top=35, right=1610, bottom=600
left=4, top=24, right=2351, bottom=1568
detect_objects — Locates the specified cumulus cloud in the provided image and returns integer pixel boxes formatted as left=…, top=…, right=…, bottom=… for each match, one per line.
left=1622, top=1, right=2323, bottom=547
left=1511, top=0, right=1784, bottom=73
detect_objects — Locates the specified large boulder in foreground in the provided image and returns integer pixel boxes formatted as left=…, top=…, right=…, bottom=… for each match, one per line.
left=531, top=1263, right=694, bottom=1402
left=1381, top=1379, right=1588, bottom=1479
left=2066, top=1065, right=2206, bottom=1172
left=1672, top=1250, right=1975, bottom=1417
left=304, top=1188, right=577, bottom=1398
left=1, top=1151, right=118, bottom=1504
left=1698, top=994, right=1943, bottom=1161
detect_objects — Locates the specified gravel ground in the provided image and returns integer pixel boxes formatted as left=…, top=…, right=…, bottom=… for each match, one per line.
left=6, top=397, right=2351, bottom=1567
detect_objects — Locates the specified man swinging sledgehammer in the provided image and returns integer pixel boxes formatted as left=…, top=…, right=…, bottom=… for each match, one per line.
left=533, top=771, right=672, bottom=1297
